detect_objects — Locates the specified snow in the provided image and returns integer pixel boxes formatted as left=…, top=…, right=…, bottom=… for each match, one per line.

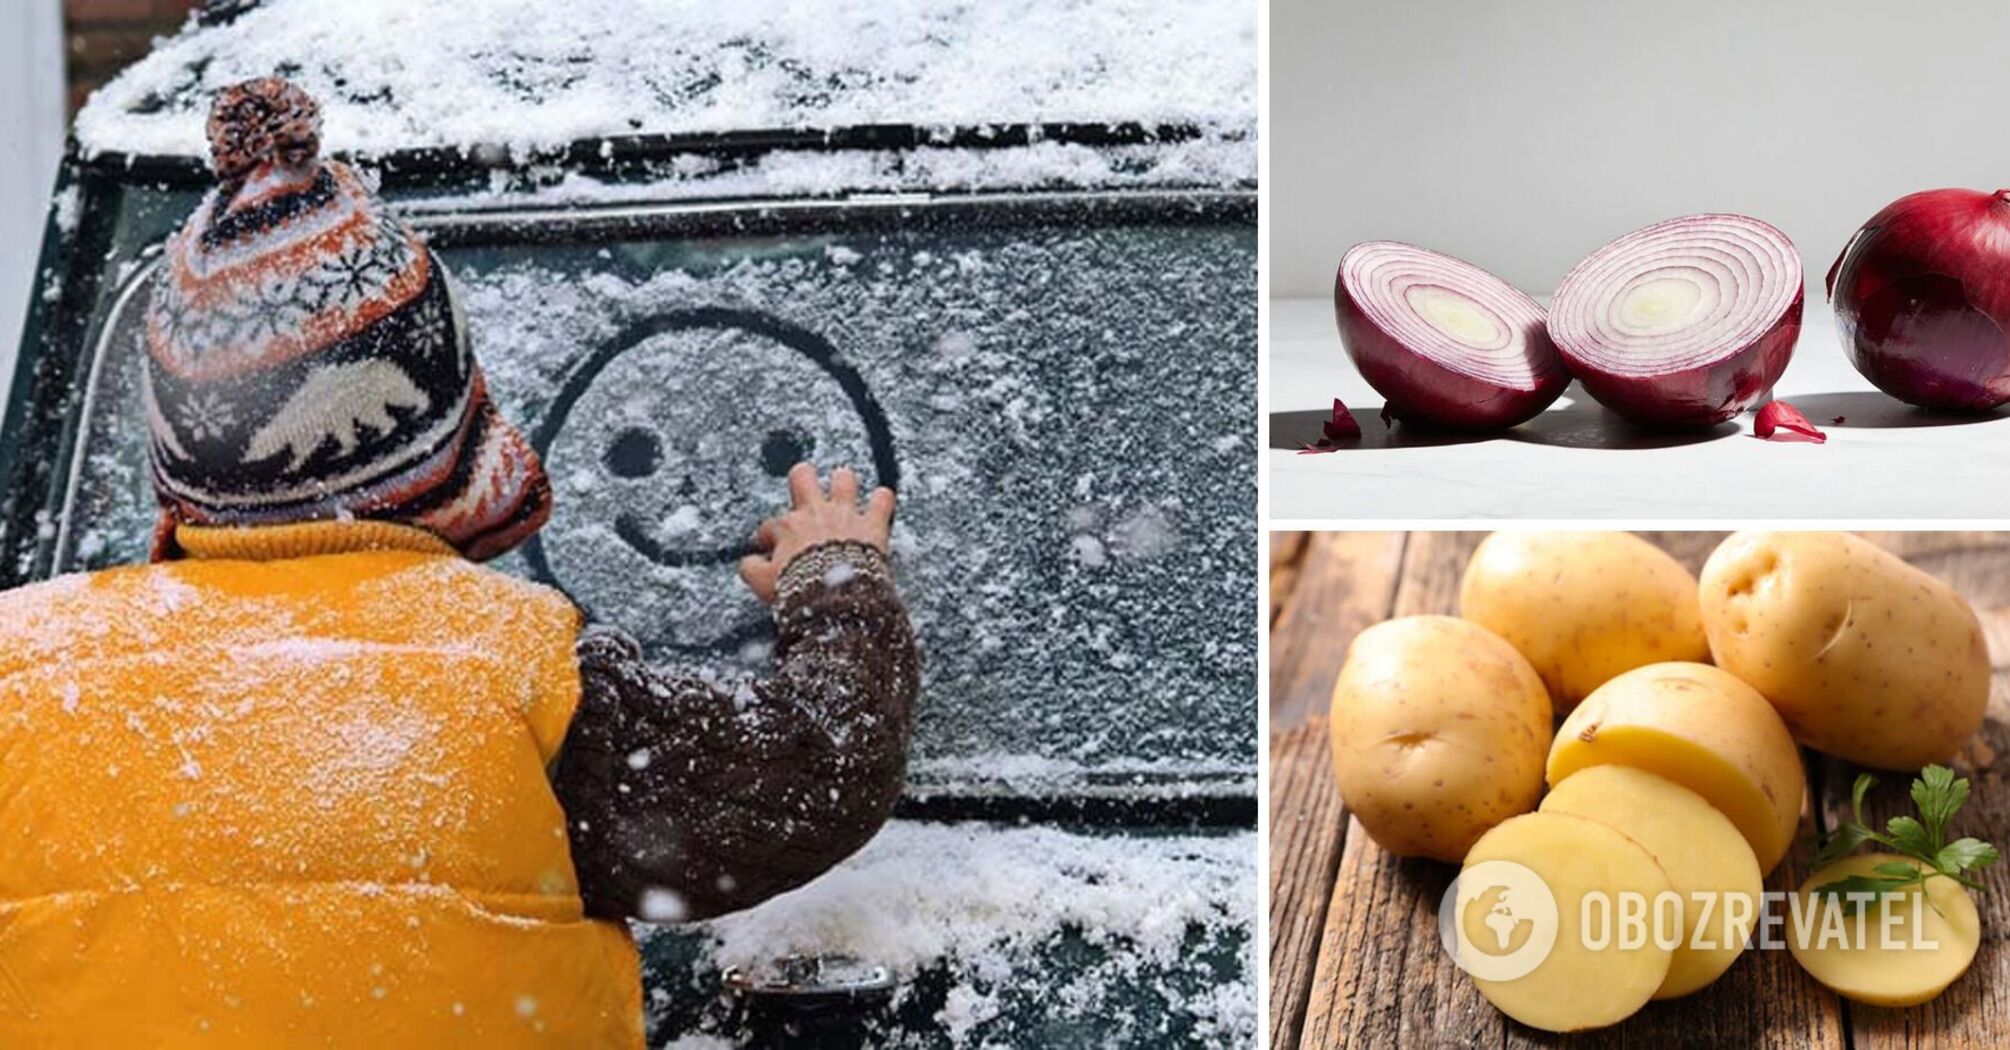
left=394, top=138, right=1256, bottom=208
left=666, top=820, right=1256, bottom=1046
left=50, top=184, right=80, bottom=235
left=661, top=1038, right=734, bottom=1050
left=638, top=887, right=688, bottom=923
left=74, top=0, right=1256, bottom=160
left=907, top=754, right=1255, bottom=800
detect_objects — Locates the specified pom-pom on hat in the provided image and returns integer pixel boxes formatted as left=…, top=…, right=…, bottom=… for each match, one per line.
left=143, top=78, right=550, bottom=561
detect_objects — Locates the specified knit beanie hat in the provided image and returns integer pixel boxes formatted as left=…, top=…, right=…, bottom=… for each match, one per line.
left=142, top=78, right=550, bottom=562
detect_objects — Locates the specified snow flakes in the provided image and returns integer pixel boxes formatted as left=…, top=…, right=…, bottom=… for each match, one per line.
left=1109, top=503, right=1181, bottom=560
left=655, top=506, right=701, bottom=537
left=1069, top=534, right=1109, bottom=569
left=637, top=887, right=689, bottom=924
left=51, top=184, right=80, bottom=235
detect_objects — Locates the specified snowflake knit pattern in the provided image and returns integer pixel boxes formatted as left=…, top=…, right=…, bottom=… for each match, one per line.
left=143, top=78, right=550, bottom=561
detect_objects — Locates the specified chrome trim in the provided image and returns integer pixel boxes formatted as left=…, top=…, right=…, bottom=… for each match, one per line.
left=399, top=186, right=1253, bottom=231
left=55, top=250, right=163, bottom=569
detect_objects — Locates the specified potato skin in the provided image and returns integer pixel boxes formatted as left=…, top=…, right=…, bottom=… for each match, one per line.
left=1460, top=531, right=1710, bottom=711
left=1699, top=532, right=1989, bottom=770
left=1328, top=616, right=1553, bottom=862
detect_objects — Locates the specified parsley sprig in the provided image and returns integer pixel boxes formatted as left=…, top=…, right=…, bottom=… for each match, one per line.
left=1812, top=765, right=1999, bottom=906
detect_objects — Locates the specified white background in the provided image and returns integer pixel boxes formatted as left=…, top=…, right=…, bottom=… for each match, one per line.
left=1271, top=0, right=2010, bottom=298
left=0, top=0, right=65, bottom=406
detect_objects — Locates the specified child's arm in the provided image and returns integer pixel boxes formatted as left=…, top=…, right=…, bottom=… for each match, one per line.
left=548, top=466, right=918, bottom=921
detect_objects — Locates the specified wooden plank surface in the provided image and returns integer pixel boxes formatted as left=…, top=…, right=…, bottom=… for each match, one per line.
left=1269, top=721, right=1346, bottom=1050
left=1267, top=533, right=1405, bottom=732
left=1267, top=532, right=1406, bottom=1050
left=1271, top=530, right=2010, bottom=1050
left=1271, top=531, right=1309, bottom=627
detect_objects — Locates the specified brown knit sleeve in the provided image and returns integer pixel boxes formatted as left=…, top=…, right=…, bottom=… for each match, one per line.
left=549, top=541, right=919, bottom=922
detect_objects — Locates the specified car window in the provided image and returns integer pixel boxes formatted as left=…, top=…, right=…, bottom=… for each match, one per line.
left=50, top=187, right=1256, bottom=795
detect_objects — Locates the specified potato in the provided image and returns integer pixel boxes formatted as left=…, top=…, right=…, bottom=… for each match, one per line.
left=1460, top=531, right=1710, bottom=711
left=1549, top=662, right=1805, bottom=874
left=1699, top=531, right=1989, bottom=770
left=1786, top=854, right=1980, bottom=1006
left=1328, top=616, right=1552, bottom=862
left=1540, top=765, right=1762, bottom=998
left=1458, top=812, right=1674, bottom=1032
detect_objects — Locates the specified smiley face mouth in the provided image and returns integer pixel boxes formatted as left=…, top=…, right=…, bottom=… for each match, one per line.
left=613, top=513, right=754, bottom=568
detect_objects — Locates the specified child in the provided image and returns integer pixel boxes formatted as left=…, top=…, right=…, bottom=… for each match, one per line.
left=0, top=78, right=917, bottom=1047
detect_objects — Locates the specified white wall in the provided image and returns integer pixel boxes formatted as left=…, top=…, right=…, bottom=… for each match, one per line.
left=0, top=1, right=65, bottom=404
left=1271, top=0, right=2010, bottom=298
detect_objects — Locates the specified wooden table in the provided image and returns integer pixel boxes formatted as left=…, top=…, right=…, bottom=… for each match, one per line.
left=1269, top=532, right=2010, bottom=1049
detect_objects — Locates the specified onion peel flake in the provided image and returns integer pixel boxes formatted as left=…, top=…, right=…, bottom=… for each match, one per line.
left=1754, top=400, right=1827, bottom=443
left=1298, top=398, right=1361, bottom=454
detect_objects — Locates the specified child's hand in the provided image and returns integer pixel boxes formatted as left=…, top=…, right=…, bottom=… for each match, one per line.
left=738, top=463, right=896, bottom=605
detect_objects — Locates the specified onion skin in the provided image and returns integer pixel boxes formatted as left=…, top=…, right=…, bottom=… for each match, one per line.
left=1753, top=400, right=1826, bottom=443
left=1332, top=263, right=1566, bottom=430
left=1564, top=290, right=1803, bottom=428
left=1829, top=189, right=2010, bottom=411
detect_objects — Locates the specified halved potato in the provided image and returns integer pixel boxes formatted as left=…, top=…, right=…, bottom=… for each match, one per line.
left=1458, top=812, right=1675, bottom=1032
left=1787, top=854, right=1980, bottom=1006
left=1548, top=662, right=1805, bottom=875
left=1540, top=765, right=1762, bottom=998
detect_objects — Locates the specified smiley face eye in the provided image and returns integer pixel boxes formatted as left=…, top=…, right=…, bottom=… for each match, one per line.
left=604, top=426, right=663, bottom=479
left=760, top=428, right=814, bottom=477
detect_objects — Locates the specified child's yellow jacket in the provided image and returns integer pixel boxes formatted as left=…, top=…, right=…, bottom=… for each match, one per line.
left=0, top=521, right=643, bottom=1047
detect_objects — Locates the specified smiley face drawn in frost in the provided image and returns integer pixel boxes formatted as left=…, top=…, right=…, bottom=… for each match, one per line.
left=522, top=308, right=897, bottom=655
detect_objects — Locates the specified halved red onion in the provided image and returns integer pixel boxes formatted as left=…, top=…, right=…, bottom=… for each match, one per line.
left=1549, top=214, right=1803, bottom=427
left=1829, top=189, right=2010, bottom=411
left=1334, top=241, right=1567, bottom=430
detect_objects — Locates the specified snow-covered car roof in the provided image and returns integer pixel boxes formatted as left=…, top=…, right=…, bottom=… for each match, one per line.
left=75, top=0, right=1256, bottom=161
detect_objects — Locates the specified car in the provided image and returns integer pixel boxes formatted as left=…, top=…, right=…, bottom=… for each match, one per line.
left=2, top=2, right=1257, bottom=1045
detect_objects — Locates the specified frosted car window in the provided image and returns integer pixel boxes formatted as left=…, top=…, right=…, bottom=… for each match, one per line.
left=51, top=194, right=1255, bottom=795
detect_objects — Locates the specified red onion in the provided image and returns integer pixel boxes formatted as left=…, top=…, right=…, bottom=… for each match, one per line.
left=1828, top=189, right=2010, bottom=411
left=1333, top=241, right=1567, bottom=429
left=1548, top=214, right=1803, bottom=427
